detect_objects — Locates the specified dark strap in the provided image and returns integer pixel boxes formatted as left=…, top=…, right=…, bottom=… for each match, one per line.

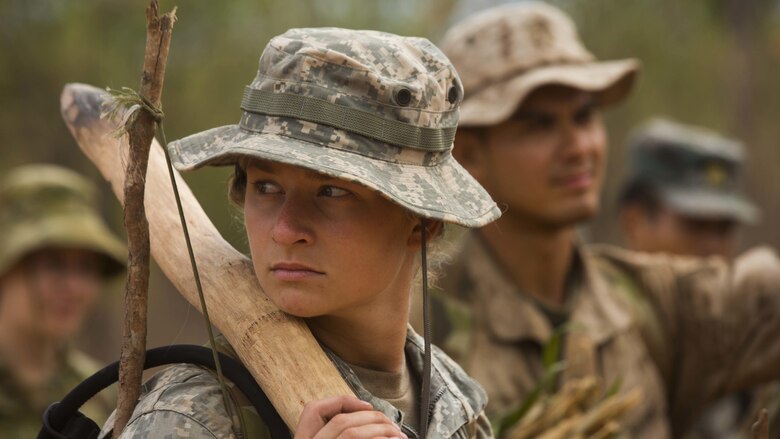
left=419, top=219, right=431, bottom=438
left=240, top=87, right=456, bottom=151
left=38, top=345, right=291, bottom=439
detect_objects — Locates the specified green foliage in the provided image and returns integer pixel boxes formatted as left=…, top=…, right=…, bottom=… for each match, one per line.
left=493, top=324, right=570, bottom=437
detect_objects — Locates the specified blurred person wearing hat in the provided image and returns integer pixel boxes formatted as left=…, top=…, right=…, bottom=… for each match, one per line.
left=0, top=164, right=126, bottom=437
left=618, top=119, right=771, bottom=439
left=416, top=2, right=780, bottom=438
left=98, top=27, right=500, bottom=439
left=618, top=118, right=758, bottom=259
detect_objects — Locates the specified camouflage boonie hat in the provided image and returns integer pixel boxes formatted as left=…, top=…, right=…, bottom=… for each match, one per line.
left=623, top=118, right=759, bottom=223
left=0, top=164, right=126, bottom=277
left=168, top=28, right=500, bottom=227
left=440, top=2, right=640, bottom=127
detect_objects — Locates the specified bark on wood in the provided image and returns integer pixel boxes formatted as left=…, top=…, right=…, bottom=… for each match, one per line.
left=61, top=83, right=354, bottom=431
left=114, top=1, right=177, bottom=436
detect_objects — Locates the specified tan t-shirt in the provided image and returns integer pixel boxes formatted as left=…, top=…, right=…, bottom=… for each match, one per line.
left=349, top=355, right=421, bottom=431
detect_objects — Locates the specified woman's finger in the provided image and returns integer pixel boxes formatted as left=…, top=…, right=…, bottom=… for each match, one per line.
left=314, top=411, right=402, bottom=439
left=295, top=396, right=375, bottom=439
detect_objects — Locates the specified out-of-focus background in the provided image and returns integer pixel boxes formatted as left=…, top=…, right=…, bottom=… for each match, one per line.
left=1, top=0, right=778, bottom=364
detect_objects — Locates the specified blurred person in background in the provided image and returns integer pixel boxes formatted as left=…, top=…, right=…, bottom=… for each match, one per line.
left=617, top=119, right=776, bottom=439
left=618, top=118, right=758, bottom=259
left=0, top=164, right=126, bottom=437
left=415, top=2, right=780, bottom=438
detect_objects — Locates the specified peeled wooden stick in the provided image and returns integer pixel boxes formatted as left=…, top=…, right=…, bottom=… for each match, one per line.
left=61, top=83, right=353, bottom=430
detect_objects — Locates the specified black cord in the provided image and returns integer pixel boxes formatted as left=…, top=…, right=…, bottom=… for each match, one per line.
left=419, top=219, right=431, bottom=438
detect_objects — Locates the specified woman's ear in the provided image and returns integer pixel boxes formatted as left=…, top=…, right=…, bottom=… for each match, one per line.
left=452, top=128, right=488, bottom=182
left=408, top=220, right=444, bottom=247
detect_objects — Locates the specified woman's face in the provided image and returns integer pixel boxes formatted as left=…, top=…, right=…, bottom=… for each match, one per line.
left=243, top=160, right=420, bottom=319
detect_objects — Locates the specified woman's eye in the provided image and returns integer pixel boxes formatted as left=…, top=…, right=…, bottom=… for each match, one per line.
left=253, top=181, right=282, bottom=195
left=318, top=186, right=350, bottom=198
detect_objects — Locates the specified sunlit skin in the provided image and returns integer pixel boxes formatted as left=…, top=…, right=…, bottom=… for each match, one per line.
left=454, top=85, right=607, bottom=306
left=242, top=159, right=440, bottom=438
left=458, top=85, right=607, bottom=229
left=242, top=159, right=432, bottom=372
left=0, top=248, right=103, bottom=392
left=620, top=205, right=738, bottom=258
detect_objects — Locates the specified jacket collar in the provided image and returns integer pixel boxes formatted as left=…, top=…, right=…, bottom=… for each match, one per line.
left=325, top=326, right=487, bottom=439
left=465, top=234, right=630, bottom=346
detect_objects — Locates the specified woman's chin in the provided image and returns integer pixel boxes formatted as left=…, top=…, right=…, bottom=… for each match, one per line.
left=271, top=294, right=324, bottom=318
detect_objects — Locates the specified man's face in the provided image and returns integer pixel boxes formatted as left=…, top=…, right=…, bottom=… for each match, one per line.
left=458, top=85, right=607, bottom=228
left=0, top=248, right=103, bottom=342
left=622, top=206, right=738, bottom=258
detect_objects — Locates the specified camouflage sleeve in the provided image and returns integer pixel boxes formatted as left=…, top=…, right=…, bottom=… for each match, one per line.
left=118, top=411, right=221, bottom=439
left=98, top=364, right=238, bottom=439
left=595, top=245, right=780, bottom=434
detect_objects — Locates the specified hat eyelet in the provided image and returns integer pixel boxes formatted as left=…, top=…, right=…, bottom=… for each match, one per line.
left=394, top=88, right=412, bottom=107
left=447, top=84, right=459, bottom=104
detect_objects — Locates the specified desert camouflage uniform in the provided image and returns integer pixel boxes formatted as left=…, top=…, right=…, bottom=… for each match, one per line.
left=0, top=348, right=115, bottom=438
left=101, top=329, right=491, bottom=439
left=422, top=233, right=780, bottom=438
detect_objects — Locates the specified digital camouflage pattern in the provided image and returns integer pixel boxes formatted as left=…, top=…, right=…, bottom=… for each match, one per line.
left=101, top=329, right=492, bottom=439
left=0, top=348, right=116, bottom=438
left=417, top=234, right=780, bottom=438
left=0, top=164, right=126, bottom=277
left=439, top=2, right=639, bottom=126
left=168, top=27, right=500, bottom=228
left=623, top=118, right=759, bottom=223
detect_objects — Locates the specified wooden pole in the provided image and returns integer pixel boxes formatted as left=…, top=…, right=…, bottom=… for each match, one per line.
left=113, top=1, right=176, bottom=435
left=60, top=83, right=354, bottom=431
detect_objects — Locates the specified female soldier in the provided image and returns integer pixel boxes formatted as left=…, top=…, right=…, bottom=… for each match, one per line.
left=108, top=27, right=500, bottom=439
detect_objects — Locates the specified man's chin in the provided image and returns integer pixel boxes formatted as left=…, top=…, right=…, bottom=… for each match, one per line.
left=553, top=201, right=599, bottom=227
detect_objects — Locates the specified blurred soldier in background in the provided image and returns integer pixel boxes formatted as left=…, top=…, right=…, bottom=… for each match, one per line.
left=618, top=118, right=758, bottom=259
left=0, top=164, right=125, bottom=437
left=418, top=2, right=780, bottom=438
left=617, top=119, right=773, bottom=439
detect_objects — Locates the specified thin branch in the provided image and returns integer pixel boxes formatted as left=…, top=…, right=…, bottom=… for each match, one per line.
left=113, top=1, right=176, bottom=436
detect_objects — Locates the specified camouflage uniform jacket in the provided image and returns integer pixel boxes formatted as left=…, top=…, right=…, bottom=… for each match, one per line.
left=424, top=233, right=780, bottom=438
left=101, top=328, right=491, bottom=439
left=0, top=347, right=115, bottom=438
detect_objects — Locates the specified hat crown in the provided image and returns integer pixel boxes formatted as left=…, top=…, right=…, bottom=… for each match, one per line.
left=0, top=164, right=97, bottom=225
left=241, top=28, right=462, bottom=150
left=441, top=2, right=594, bottom=94
left=628, top=118, right=745, bottom=190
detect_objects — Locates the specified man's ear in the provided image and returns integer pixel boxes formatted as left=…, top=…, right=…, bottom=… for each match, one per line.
left=452, top=128, right=488, bottom=182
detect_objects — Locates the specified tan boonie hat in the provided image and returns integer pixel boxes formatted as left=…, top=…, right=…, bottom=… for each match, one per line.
left=168, top=27, right=500, bottom=227
left=623, top=118, right=759, bottom=223
left=0, top=164, right=126, bottom=277
left=441, top=2, right=640, bottom=127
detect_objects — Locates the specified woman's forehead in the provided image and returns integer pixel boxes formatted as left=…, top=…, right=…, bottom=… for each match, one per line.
left=244, top=158, right=331, bottom=181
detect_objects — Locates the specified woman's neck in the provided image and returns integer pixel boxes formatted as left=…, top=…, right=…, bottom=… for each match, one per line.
left=479, top=214, right=577, bottom=308
left=307, top=290, right=411, bottom=374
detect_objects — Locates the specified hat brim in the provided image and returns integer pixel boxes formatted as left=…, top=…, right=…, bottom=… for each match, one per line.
left=168, top=126, right=501, bottom=228
left=662, top=188, right=759, bottom=224
left=0, top=215, right=127, bottom=278
left=459, top=59, right=640, bottom=127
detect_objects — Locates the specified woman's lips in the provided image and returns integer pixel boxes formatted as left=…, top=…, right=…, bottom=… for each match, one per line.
left=270, top=262, right=324, bottom=281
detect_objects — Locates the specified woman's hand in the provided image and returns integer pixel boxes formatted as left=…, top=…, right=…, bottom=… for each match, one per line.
left=295, top=396, right=408, bottom=439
